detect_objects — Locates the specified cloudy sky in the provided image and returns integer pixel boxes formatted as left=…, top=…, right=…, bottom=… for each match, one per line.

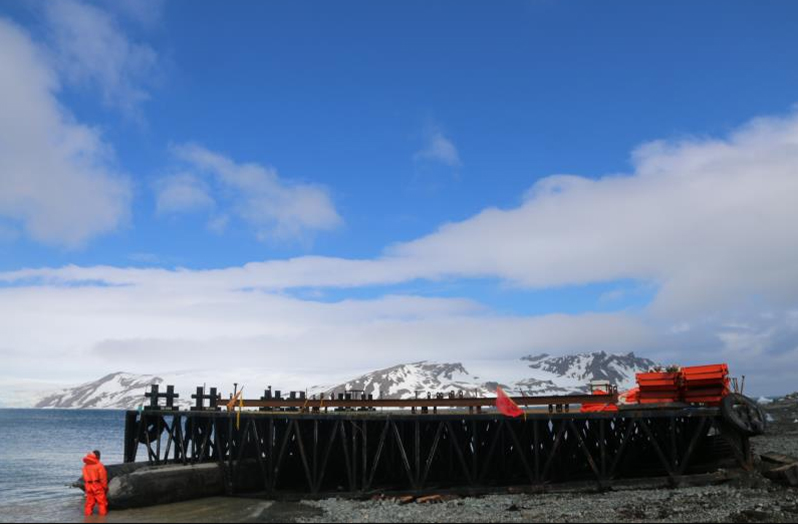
left=1, top=0, right=797, bottom=397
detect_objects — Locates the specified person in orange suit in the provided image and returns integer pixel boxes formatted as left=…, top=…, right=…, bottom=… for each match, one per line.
left=82, top=450, right=108, bottom=517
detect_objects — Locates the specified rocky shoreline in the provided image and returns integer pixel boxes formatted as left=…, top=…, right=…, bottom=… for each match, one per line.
left=295, top=482, right=798, bottom=523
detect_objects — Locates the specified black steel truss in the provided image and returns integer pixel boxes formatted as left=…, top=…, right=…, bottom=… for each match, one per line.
left=123, top=409, right=751, bottom=496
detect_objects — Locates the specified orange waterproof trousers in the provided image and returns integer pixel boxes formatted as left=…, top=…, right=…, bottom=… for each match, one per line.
left=85, top=485, right=108, bottom=516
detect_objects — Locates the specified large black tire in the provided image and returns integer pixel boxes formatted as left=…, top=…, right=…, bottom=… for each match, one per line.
left=721, top=393, right=767, bottom=436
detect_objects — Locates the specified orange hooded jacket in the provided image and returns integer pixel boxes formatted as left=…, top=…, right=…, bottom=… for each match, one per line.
left=82, top=453, right=108, bottom=492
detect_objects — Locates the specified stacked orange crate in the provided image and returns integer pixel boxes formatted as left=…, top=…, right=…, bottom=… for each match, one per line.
left=636, top=371, right=681, bottom=404
left=681, top=364, right=729, bottom=406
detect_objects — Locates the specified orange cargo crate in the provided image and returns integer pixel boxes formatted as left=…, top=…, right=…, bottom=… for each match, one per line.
left=683, top=375, right=727, bottom=384
left=639, top=397, right=679, bottom=404
left=683, top=385, right=729, bottom=396
left=626, top=363, right=732, bottom=406
left=682, top=379, right=730, bottom=389
left=637, top=372, right=680, bottom=387
left=681, top=364, right=729, bottom=375
left=639, top=389, right=679, bottom=395
left=683, top=380, right=727, bottom=388
left=638, top=382, right=680, bottom=389
left=681, top=365, right=729, bottom=382
left=644, top=390, right=681, bottom=396
left=638, top=394, right=680, bottom=403
left=681, top=363, right=730, bottom=406
left=637, top=372, right=680, bottom=381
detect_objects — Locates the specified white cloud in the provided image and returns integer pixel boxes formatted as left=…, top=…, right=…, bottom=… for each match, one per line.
left=168, top=144, right=343, bottom=242
left=0, top=18, right=131, bottom=248
left=0, top=275, right=653, bottom=387
left=154, top=173, right=214, bottom=215
left=394, top=112, right=798, bottom=318
left=414, top=128, right=462, bottom=167
left=43, top=0, right=159, bottom=117
left=2, top=256, right=796, bottom=395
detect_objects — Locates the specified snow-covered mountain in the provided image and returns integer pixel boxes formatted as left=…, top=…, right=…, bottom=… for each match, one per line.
left=35, top=373, right=166, bottom=409
left=519, top=351, right=657, bottom=394
left=321, top=351, right=656, bottom=399
left=320, top=362, right=498, bottom=399
left=27, top=352, right=658, bottom=409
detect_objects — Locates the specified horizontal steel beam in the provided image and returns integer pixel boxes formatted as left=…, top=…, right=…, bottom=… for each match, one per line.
left=127, top=407, right=721, bottom=420
left=229, top=393, right=618, bottom=410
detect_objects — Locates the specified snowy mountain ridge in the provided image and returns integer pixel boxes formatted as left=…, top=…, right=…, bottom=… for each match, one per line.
left=520, top=351, right=657, bottom=392
left=319, top=362, right=495, bottom=399
left=30, top=352, right=658, bottom=409
left=34, top=372, right=168, bottom=409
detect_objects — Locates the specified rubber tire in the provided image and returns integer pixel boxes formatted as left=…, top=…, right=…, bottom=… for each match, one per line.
left=721, top=393, right=767, bottom=436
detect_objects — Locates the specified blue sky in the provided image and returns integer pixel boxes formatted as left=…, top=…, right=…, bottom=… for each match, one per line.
left=1, top=1, right=798, bottom=395
left=4, top=0, right=798, bottom=268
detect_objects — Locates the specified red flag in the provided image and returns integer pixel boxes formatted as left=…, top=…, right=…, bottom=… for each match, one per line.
left=496, top=387, right=524, bottom=418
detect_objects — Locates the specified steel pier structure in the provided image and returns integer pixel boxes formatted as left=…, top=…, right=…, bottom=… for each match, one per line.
left=123, top=392, right=753, bottom=497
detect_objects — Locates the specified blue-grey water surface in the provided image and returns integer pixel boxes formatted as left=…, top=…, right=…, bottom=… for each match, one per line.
left=0, top=409, right=125, bottom=522
left=0, top=410, right=276, bottom=523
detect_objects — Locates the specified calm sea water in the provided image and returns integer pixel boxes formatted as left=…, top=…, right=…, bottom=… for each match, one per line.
left=0, top=409, right=126, bottom=523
